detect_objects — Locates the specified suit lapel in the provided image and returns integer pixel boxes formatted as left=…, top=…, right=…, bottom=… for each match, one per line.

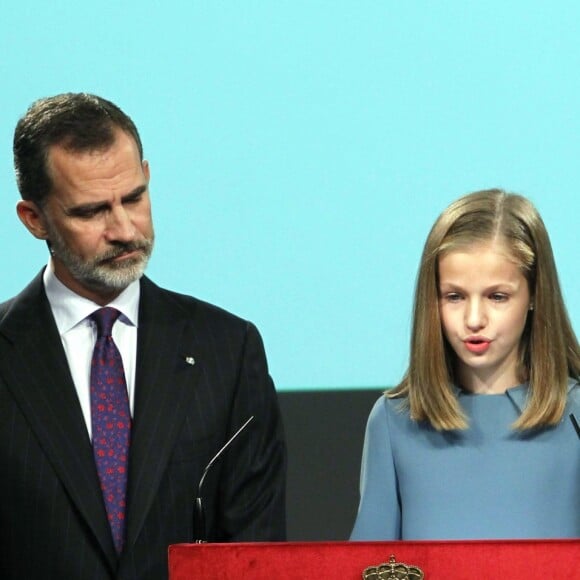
left=0, top=273, right=118, bottom=569
left=124, top=277, right=201, bottom=549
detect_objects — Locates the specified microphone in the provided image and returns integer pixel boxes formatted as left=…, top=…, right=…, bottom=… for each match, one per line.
left=193, top=415, right=255, bottom=542
left=570, top=413, right=580, bottom=439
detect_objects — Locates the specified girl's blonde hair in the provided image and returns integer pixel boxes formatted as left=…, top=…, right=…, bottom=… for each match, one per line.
left=390, top=189, right=580, bottom=430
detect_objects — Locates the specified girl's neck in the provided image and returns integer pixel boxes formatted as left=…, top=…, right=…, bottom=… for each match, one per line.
left=456, top=366, right=524, bottom=395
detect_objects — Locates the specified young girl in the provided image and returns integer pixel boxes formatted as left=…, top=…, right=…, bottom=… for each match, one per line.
left=350, top=189, right=580, bottom=540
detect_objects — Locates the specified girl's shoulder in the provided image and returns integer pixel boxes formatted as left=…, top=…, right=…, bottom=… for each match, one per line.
left=367, top=392, right=414, bottom=432
left=374, top=389, right=410, bottom=412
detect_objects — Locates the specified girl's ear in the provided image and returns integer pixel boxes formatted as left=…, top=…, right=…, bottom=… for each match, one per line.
left=16, top=200, right=50, bottom=240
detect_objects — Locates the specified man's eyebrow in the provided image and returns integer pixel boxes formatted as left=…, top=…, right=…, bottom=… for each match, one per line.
left=64, top=201, right=108, bottom=217
left=63, top=185, right=147, bottom=216
left=121, top=184, right=147, bottom=202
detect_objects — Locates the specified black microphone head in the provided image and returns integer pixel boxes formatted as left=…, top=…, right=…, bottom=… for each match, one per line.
left=193, top=496, right=206, bottom=543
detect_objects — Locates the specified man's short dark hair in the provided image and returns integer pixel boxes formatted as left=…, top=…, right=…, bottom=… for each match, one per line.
left=13, top=93, right=144, bottom=206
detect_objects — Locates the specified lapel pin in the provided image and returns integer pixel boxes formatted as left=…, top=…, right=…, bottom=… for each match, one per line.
left=185, top=356, right=196, bottom=366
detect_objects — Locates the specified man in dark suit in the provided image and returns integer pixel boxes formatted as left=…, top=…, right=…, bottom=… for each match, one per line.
left=0, top=93, right=286, bottom=579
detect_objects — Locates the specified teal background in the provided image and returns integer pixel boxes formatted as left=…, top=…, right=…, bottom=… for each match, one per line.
left=1, top=2, right=578, bottom=390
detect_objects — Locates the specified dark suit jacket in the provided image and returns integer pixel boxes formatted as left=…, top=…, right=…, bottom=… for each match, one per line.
left=0, top=272, right=286, bottom=579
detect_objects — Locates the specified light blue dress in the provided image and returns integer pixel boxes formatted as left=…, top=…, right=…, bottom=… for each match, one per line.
left=350, top=379, right=580, bottom=540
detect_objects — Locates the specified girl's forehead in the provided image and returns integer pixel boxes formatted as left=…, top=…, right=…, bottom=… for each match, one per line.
left=440, top=238, right=519, bottom=263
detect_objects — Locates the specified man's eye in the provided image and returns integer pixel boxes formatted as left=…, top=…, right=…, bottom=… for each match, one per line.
left=81, top=209, right=100, bottom=218
left=124, top=195, right=142, bottom=205
left=75, top=209, right=103, bottom=219
left=67, top=206, right=106, bottom=219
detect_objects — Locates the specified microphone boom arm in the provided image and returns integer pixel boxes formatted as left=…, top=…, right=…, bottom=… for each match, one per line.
left=194, top=415, right=255, bottom=542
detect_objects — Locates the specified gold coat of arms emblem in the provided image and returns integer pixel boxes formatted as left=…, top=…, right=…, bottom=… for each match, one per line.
left=362, top=554, right=425, bottom=579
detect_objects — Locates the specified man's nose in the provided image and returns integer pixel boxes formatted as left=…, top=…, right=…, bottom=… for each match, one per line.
left=105, top=206, right=136, bottom=242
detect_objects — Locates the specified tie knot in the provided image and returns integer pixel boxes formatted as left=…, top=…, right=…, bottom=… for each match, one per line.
left=91, top=307, right=121, bottom=338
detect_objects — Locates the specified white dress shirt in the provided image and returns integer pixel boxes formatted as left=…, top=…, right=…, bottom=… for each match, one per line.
left=43, top=261, right=140, bottom=439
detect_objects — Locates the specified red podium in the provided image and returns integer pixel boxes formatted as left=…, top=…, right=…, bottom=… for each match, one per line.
left=169, top=539, right=580, bottom=579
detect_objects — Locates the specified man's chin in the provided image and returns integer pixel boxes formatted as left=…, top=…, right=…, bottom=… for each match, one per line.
left=51, top=242, right=152, bottom=296
left=84, top=260, right=148, bottom=291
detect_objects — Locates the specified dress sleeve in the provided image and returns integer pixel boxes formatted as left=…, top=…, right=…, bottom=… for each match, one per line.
left=350, top=396, right=401, bottom=540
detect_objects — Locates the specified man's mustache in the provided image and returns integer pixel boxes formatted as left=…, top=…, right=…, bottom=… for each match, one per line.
left=96, top=240, right=153, bottom=263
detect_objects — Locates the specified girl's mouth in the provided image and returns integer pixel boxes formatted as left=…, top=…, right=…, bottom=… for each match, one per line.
left=464, top=339, right=491, bottom=354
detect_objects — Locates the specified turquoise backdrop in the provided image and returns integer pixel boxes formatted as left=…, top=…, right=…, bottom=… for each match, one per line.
left=1, top=2, right=578, bottom=389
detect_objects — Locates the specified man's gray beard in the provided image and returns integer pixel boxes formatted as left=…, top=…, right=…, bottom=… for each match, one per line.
left=47, top=226, right=154, bottom=292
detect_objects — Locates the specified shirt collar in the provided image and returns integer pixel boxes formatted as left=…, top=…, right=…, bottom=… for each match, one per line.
left=43, top=260, right=141, bottom=335
left=453, top=378, right=578, bottom=414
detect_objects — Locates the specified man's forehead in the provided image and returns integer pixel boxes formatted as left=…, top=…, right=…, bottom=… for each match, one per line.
left=48, top=132, right=141, bottom=175
left=50, top=129, right=138, bottom=160
left=45, top=138, right=146, bottom=206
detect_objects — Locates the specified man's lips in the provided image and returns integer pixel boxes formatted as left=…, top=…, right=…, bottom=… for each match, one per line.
left=463, top=338, right=491, bottom=354
left=99, top=245, right=147, bottom=264
left=111, top=249, right=141, bottom=261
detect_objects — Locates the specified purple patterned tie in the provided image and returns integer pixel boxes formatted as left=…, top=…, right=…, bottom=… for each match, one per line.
left=90, top=307, right=131, bottom=554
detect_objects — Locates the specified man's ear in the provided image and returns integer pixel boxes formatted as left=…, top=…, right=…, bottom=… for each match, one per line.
left=16, top=200, right=50, bottom=240
left=142, top=159, right=150, bottom=181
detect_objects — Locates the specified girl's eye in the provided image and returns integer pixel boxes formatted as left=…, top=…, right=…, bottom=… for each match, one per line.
left=445, top=292, right=462, bottom=302
left=490, top=293, right=508, bottom=302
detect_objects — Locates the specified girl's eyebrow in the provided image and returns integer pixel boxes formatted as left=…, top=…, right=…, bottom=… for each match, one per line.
left=438, top=281, right=520, bottom=291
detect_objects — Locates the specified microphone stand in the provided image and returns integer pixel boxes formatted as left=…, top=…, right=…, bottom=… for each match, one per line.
left=193, top=415, right=255, bottom=542
left=571, top=413, right=580, bottom=439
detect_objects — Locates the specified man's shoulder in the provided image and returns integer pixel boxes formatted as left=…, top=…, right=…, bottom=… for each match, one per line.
left=140, top=277, right=253, bottom=331
left=0, top=271, right=45, bottom=324
left=0, top=296, right=13, bottom=316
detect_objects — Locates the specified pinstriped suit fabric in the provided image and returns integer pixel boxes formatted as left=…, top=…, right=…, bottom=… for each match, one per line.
left=0, top=273, right=286, bottom=579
